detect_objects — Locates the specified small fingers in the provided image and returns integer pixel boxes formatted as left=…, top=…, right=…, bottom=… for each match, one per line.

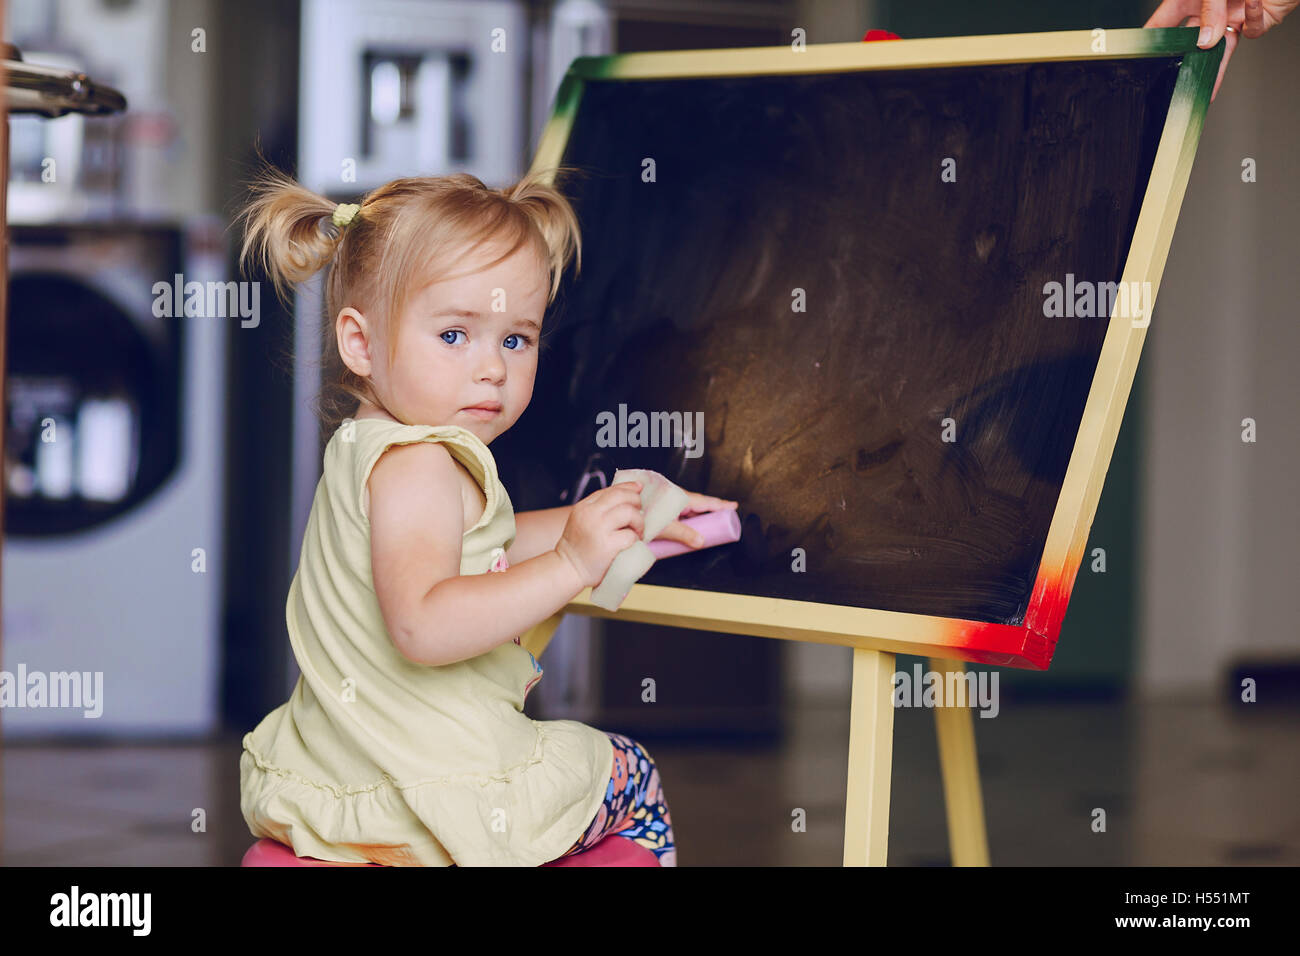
left=612, top=502, right=645, bottom=537
left=680, top=493, right=739, bottom=517
left=658, top=520, right=706, bottom=547
left=599, top=483, right=643, bottom=509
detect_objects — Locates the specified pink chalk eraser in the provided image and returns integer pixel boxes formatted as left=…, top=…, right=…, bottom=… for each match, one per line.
left=648, top=508, right=741, bottom=559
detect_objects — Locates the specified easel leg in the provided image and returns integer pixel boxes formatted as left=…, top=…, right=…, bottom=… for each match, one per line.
left=929, top=657, right=991, bottom=867
left=844, top=648, right=896, bottom=866
left=519, top=613, right=565, bottom=660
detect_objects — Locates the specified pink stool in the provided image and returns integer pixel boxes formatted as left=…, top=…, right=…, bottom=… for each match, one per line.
left=241, top=835, right=660, bottom=867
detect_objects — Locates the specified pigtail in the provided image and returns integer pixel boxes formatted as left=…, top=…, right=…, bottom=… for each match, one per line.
left=237, top=166, right=346, bottom=302
left=504, top=165, right=584, bottom=303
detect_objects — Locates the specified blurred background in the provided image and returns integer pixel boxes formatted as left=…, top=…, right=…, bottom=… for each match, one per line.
left=1, top=0, right=1296, bottom=866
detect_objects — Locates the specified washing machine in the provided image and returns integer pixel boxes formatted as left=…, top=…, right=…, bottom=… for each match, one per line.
left=2, top=220, right=226, bottom=737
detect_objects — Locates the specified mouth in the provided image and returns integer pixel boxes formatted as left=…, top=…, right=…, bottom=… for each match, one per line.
left=461, top=403, right=502, bottom=418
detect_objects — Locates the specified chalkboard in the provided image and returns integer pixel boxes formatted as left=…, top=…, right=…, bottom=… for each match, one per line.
left=495, top=30, right=1220, bottom=668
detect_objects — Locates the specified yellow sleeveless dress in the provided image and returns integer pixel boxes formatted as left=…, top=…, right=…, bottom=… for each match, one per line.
left=239, top=418, right=614, bottom=866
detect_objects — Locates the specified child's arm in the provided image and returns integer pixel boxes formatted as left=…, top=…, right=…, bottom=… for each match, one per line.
left=369, top=442, right=587, bottom=667
left=508, top=491, right=739, bottom=564
left=505, top=506, right=572, bottom=565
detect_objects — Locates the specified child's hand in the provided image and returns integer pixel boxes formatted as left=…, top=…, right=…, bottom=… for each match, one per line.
left=555, top=482, right=647, bottom=588
left=655, top=492, right=739, bottom=549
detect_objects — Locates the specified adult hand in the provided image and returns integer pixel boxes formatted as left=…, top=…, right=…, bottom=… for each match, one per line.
left=1144, top=0, right=1299, bottom=101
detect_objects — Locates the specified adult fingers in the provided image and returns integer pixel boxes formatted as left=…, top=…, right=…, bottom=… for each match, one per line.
left=1198, top=0, right=1230, bottom=45
left=1242, top=0, right=1267, bottom=37
left=1211, top=26, right=1239, bottom=101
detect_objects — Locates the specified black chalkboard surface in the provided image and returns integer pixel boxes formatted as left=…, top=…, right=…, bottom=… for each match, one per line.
left=494, top=32, right=1218, bottom=668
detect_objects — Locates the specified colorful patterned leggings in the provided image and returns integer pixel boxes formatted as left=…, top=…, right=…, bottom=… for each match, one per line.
left=557, top=731, right=676, bottom=866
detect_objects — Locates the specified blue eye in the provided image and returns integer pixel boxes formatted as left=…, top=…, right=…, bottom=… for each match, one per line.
left=440, top=330, right=466, bottom=345
left=504, top=333, right=533, bottom=351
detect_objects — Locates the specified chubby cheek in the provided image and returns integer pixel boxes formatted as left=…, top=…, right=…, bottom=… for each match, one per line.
left=417, top=352, right=458, bottom=400
left=509, top=364, right=537, bottom=414
left=393, top=365, right=429, bottom=406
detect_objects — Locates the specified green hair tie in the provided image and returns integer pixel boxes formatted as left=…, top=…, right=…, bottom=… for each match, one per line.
left=332, top=203, right=361, bottom=229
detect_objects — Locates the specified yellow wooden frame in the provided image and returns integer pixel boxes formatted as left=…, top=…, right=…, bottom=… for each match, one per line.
left=522, top=27, right=1222, bottom=866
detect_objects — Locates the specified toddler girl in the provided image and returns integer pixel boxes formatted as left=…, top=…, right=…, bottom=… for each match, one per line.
left=235, top=166, right=736, bottom=867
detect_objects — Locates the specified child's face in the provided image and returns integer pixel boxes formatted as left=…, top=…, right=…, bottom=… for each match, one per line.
left=369, top=238, right=549, bottom=444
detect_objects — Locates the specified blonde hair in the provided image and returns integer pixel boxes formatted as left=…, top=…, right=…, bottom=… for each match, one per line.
left=237, top=165, right=583, bottom=433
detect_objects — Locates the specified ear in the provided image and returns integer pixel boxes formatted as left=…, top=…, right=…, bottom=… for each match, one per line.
left=336, top=307, right=374, bottom=377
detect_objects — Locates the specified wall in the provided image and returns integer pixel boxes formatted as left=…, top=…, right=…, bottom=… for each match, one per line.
left=1140, top=21, right=1300, bottom=695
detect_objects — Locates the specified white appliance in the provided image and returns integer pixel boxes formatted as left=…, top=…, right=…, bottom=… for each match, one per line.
left=298, top=0, right=527, bottom=193
left=2, top=220, right=227, bottom=737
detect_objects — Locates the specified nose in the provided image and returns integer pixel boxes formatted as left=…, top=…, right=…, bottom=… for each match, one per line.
left=474, top=344, right=506, bottom=385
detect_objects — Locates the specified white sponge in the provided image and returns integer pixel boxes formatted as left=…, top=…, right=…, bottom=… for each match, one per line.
left=588, top=469, right=690, bottom=611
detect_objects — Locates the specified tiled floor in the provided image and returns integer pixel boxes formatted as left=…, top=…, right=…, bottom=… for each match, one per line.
left=2, top=694, right=1296, bottom=866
